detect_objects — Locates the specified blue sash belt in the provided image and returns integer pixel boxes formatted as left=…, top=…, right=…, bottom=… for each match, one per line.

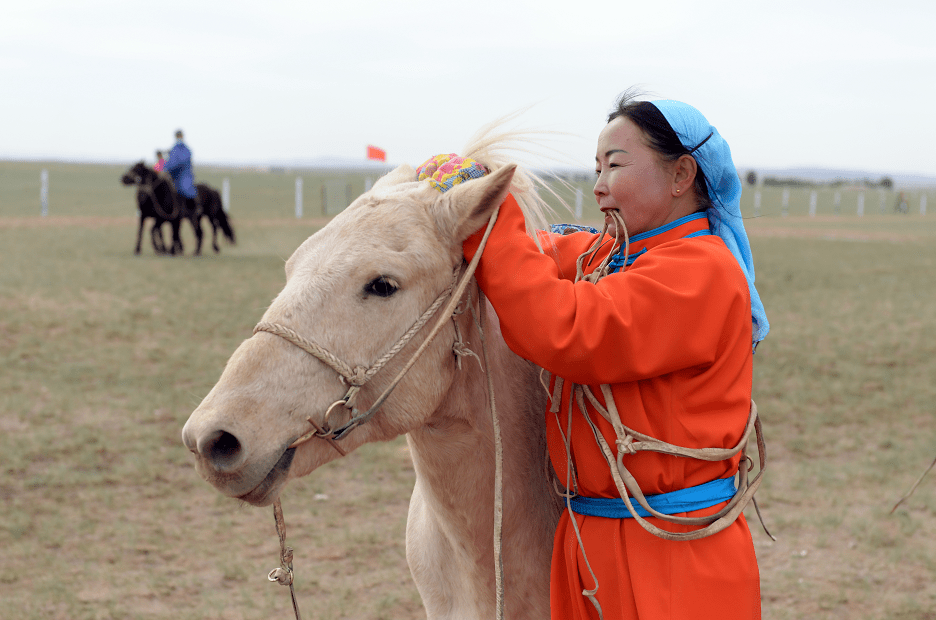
left=568, top=477, right=736, bottom=519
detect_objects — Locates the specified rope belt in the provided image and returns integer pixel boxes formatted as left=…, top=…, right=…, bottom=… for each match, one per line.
left=569, top=477, right=737, bottom=519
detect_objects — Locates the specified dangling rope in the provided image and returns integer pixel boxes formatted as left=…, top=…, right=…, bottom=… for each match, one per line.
left=472, top=289, right=507, bottom=619
left=268, top=498, right=303, bottom=620
left=891, top=455, right=936, bottom=514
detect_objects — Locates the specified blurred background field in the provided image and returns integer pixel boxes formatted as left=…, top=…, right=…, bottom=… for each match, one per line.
left=2, top=159, right=934, bottom=222
left=1, top=161, right=935, bottom=619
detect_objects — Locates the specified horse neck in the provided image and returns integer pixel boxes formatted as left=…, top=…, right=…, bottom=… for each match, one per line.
left=150, top=175, right=175, bottom=203
left=405, top=294, right=555, bottom=532
left=137, top=167, right=157, bottom=185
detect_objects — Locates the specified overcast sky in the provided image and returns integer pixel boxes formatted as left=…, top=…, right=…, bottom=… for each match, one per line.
left=3, top=0, right=934, bottom=177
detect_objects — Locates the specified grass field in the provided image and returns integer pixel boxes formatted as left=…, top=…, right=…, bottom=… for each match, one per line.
left=2, top=161, right=935, bottom=619
left=3, top=159, right=933, bottom=222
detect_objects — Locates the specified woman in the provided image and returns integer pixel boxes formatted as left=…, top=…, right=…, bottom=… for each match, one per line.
left=462, top=92, right=769, bottom=619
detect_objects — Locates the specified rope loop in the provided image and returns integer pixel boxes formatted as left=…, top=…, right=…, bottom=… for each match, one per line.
left=452, top=341, right=482, bottom=369
left=616, top=435, right=637, bottom=455
left=268, top=566, right=293, bottom=586
left=348, top=366, right=368, bottom=387
left=270, top=499, right=303, bottom=619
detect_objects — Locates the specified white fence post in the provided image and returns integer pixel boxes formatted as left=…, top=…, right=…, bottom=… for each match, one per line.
left=922, top=194, right=928, bottom=216
left=295, top=177, right=303, bottom=219
left=222, top=178, right=230, bottom=212
left=879, top=190, right=886, bottom=214
left=857, top=192, right=865, bottom=217
left=781, top=188, right=790, bottom=217
left=809, top=190, right=817, bottom=217
left=833, top=191, right=841, bottom=215
left=753, top=190, right=761, bottom=217
left=40, top=169, right=49, bottom=217
left=574, top=187, right=583, bottom=220
left=365, top=177, right=373, bottom=192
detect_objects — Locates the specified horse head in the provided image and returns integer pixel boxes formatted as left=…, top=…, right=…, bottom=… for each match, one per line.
left=182, top=157, right=533, bottom=505
left=121, top=160, right=155, bottom=186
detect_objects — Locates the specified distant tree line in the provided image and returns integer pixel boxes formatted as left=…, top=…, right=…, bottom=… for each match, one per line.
left=743, top=171, right=893, bottom=189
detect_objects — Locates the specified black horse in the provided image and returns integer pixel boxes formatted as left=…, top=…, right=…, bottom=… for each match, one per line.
left=121, top=162, right=234, bottom=255
left=121, top=161, right=186, bottom=255
left=195, top=183, right=236, bottom=253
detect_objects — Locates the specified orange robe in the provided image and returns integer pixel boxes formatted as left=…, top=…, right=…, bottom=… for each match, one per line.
left=464, top=196, right=760, bottom=620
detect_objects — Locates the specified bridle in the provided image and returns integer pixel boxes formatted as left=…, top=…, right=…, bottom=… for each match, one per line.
left=253, top=264, right=467, bottom=446
left=253, top=207, right=506, bottom=450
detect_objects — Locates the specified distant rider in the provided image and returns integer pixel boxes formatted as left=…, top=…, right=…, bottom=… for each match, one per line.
left=163, top=130, right=198, bottom=207
left=154, top=150, right=166, bottom=173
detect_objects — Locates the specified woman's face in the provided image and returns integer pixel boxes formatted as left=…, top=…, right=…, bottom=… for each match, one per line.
left=594, top=116, right=679, bottom=238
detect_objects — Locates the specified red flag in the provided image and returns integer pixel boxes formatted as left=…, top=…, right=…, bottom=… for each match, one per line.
left=366, top=145, right=386, bottom=162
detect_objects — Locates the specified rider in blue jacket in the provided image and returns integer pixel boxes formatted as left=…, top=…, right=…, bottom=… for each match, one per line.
left=164, top=130, right=197, bottom=199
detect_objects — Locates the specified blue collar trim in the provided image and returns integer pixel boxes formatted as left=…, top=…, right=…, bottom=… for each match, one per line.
left=627, top=211, right=708, bottom=243
left=608, top=213, right=711, bottom=272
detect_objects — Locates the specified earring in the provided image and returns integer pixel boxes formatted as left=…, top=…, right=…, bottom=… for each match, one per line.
left=676, top=189, right=680, bottom=194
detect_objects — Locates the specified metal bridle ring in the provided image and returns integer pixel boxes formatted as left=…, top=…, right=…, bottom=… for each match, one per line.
left=321, top=398, right=353, bottom=435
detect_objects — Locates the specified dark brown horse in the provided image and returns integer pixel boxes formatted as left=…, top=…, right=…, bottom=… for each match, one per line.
left=121, top=161, right=184, bottom=255
left=121, top=162, right=234, bottom=255
left=196, top=183, right=236, bottom=253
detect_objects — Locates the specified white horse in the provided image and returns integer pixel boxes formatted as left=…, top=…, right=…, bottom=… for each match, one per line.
left=182, top=130, right=564, bottom=619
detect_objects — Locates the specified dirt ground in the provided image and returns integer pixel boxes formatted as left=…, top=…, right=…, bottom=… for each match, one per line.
left=2, top=215, right=935, bottom=619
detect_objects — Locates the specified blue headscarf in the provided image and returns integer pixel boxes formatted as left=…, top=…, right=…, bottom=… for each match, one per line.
left=651, top=100, right=769, bottom=345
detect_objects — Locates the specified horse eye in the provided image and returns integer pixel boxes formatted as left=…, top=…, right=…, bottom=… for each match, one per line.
left=364, top=276, right=399, bottom=298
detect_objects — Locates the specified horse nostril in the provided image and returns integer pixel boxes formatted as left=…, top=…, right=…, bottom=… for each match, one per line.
left=202, top=430, right=244, bottom=473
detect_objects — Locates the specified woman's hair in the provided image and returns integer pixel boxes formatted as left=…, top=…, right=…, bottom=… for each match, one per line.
left=607, top=90, right=713, bottom=212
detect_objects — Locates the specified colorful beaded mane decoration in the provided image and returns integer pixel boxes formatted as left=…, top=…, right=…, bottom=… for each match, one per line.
left=416, top=153, right=490, bottom=193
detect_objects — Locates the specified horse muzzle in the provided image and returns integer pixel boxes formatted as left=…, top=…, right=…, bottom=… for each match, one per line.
left=182, top=413, right=295, bottom=505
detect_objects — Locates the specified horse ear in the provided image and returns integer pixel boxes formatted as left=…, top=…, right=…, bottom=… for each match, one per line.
left=438, top=164, right=516, bottom=243
left=371, top=164, right=416, bottom=191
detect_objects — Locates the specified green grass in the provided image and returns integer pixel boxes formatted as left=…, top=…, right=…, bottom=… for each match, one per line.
left=1, top=161, right=935, bottom=618
left=744, top=218, right=936, bottom=618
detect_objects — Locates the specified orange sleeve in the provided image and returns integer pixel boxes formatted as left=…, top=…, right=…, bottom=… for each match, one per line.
left=463, top=195, right=749, bottom=385
left=536, top=228, right=612, bottom=282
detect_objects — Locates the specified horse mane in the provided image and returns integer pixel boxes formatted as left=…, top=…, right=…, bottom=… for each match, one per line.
left=460, top=112, right=574, bottom=247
